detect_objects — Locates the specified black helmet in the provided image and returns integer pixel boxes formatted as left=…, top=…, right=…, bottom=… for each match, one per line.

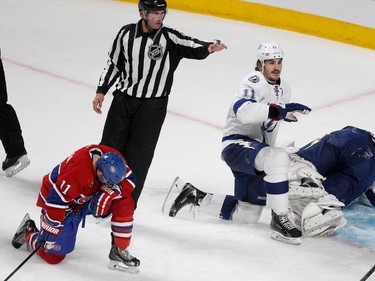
left=138, top=0, right=167, bottom=11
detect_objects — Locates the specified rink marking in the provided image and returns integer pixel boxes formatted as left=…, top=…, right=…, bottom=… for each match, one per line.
left=3, top=57, right=93, bottom=89
left=3, top=57, right=375, bottom=130
left=5, top=57, right=375, bottom=251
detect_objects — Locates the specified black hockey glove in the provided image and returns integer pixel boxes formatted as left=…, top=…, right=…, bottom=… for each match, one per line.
left=268, top=103, right=311, bottom=122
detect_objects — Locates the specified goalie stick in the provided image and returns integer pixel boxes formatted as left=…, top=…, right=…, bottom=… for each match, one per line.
left=360, top=264, right=375, bottom=281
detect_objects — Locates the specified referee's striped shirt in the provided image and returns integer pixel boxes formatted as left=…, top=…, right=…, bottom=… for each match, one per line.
left=97, top=20, right=212, bottom=98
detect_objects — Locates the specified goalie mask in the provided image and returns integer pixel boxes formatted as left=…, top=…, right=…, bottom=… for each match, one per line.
left=96, top=152, right=126, bottom=185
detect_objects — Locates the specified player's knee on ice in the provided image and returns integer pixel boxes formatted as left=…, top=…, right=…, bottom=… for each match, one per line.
left=199, top=194, right=263, bottom=223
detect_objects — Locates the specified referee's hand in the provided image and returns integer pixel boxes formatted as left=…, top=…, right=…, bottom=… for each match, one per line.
left=208, top=40, right=228, bottom=53
left=93, top=93, right=105, bottom=114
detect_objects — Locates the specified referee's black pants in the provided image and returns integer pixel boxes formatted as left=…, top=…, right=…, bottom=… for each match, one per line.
left=100, top=92, right=168, bottom=209
left=0, top=54, right=27, bottom=160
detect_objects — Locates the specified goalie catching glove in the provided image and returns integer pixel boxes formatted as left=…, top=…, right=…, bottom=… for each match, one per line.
left=269, top=103, right=311, bottom=122
left=288, top=153, right=325, bottom=183
left=89, top=184, right=122, bottom=217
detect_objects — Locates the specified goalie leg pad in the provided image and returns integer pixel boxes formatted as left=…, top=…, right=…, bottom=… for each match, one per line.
left=316, top=194, right=345, bottom=209
left=289, top=182, right=326, bottom=199
left=302, top=202, right=345, bottom=237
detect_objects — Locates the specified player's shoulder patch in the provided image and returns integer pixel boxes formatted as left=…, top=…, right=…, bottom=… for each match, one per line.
left=248, top=75, right=260, bottom=83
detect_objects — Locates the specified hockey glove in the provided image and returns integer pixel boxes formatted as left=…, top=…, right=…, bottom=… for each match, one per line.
left=288, top=153, right=325, bottom=183
left=268, top=103, right=311, bottom=122
left=37, top=212, right=63, bottom=251
left=89, top=184, right=122, bottom=218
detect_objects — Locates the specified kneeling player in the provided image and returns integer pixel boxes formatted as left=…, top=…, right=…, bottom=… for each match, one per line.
left=11, top=145, right=140, bottom=274
left=167, top=126, right=375, bottom=238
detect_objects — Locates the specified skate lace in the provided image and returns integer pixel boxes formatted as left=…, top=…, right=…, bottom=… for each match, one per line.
left=279, top=216, right=295, bottom=230
left=174, top=187, right=197, bottom=211
left=175, top=198, right=195, bottom=213
left=115, top=247, right=140, bottom=266
left=118, top=248, right=131, bottom=261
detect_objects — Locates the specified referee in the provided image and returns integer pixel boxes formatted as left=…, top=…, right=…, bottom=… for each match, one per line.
left=92, top=0, right=227, bottom=209
left=0, top=49, right=30, bottom=177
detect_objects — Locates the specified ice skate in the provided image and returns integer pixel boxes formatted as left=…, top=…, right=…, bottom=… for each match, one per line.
left=169, top=183, right=206, bottom=217
left=108, top=245, right=140, bottom=274
left=12, top=213, right=39, bottom=249
left=162, top=177, right=186, bottom=213
left=3, top=154, right=30, bottom=177
left=270, top=210, right=302, bottom=245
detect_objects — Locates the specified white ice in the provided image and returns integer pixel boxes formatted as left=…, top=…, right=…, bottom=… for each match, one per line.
left=0, top=0, right=375, bottom=280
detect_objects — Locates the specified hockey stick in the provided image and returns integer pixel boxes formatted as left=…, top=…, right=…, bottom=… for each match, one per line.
left=4, top=243, right=43, bottom=281
left=360, top=264, right=375, bottom=281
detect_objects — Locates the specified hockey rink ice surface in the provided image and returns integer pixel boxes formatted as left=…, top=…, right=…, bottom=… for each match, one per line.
left=0, top=0, right=375, bottom=280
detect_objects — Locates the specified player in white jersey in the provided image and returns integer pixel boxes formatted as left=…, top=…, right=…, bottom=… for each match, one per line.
left=167, top=126, right=375, bottom=240
left=169, top=42, right=311, bottom=245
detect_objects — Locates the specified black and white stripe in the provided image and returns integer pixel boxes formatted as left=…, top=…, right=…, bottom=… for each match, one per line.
left=97, top=20, right=211, bottom=98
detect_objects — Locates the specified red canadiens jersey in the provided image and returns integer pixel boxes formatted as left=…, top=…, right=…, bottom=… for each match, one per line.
left=36, top=144, right=136, bottom=223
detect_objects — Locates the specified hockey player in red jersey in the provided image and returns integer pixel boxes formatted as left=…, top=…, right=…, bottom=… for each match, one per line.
left=11, top=145, right=140, bottom=274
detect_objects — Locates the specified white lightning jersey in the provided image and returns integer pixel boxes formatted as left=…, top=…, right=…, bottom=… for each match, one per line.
left=222, top=70, right=292, bottom=149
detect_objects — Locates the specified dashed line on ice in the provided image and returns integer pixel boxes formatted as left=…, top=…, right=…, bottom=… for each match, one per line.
left=4, top=57, right=375, bottom=131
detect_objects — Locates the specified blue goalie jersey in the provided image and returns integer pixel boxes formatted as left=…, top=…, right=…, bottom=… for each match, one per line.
left=297, top=126, right=375, bottom=206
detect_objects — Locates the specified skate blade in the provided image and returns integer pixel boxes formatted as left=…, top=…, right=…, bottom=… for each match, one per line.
left=270, top=231, right=301, bottom=245
left=108, top=260, right=140, bottom=274
left=5, top=155, right=30, bottom=177
left=161, top=176, right=185, bottom=213
left=12, top=213, right=30, bottom=249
